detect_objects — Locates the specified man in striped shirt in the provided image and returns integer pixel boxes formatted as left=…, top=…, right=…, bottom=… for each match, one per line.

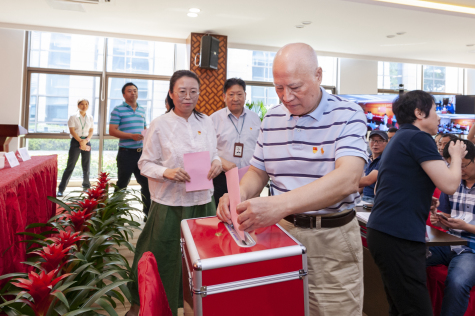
left=428, top=139, right=475, bottom=316
left=218, top=43, right=368, bottom=315
left=109, top=82, right=150, bottom=218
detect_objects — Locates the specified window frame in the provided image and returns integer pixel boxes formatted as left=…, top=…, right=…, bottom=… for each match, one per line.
left=20, top=32, right=179, bottom=177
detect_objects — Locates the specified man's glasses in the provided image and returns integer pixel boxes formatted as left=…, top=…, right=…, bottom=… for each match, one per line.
left=175, top=90, right=199, bottom=99
left=462, top=161, right=473, bottom=169
left=369, top=139, right=386, bottom=144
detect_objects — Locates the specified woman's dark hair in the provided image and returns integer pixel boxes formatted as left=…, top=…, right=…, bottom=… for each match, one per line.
left=443, top=138, right=475, bottom=162
left=223, top=78, right=246, bottom=94
left=167, top=70, right=203, bottom=119
left=392, top=90, right=435, bottom=125
left=388, top=127, right=398, bottom=133
left=122, top=82, right=138, bottom=94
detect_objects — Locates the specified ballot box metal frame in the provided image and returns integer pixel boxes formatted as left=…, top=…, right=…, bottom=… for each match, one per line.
left=181, top=216, right=309, bottom=316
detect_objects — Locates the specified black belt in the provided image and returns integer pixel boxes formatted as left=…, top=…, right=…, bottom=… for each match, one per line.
left=119, top=147, right=142, bottom=152
left=284, top=209, right=355, bottom=229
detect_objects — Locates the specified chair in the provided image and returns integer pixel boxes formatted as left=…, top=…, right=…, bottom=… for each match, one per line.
left=426, top=265, right=475, bottom=316
left=138, top=251, right=172, bottom=316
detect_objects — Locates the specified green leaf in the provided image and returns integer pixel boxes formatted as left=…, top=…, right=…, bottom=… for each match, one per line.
left=118, top=283, right=133, bottom=303
left=24, top=222, right=52, bottom=230
left=62, top=307, right=100, bottom=316
left=47, top=196, right=73, bottom=213
left=106, top=289, right=124, bottom=305
left=0, top=273, right=28, bottom=281
left=63, top=286, right=98, bottom=294
left=95, top=298, right=118, bottom=316
left=82, top=280, right=131, bottom=308
left=85, top=235, right=110, bottom=261
left=15, top=232, right=47, bottom=240
left=47, top=213, right=69, bottom=224
left=55, top=281, right=77, bottom=292
left=52, top=291, right=69, bottom=310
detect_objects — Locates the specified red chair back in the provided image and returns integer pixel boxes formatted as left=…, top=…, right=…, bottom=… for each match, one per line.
left=138, top=251, right=173, bottom=316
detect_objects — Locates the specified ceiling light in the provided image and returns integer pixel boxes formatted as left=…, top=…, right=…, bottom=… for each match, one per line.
left=467, top=44, right=475, bottom=47
left=295, top=25, right=305, bottom=28
left=387, top=35, right=396, bottom=38
left=189, top=8, right=200, bottom=13
left=302, top=21, right=312, bottom=25
left=396, top=32, right=406, bottom=35
left=187, top=13, right=198, bottom=17
left=373, top=0, right=475, bottom=15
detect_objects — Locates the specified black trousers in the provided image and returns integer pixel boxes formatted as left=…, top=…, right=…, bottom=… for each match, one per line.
left=213, top=172, right=227, bottom=206
left=58, top=138, right=91, bottom=192
left=116, top=149, right=150, bottom=216
left=367, top=228, right=433, bottom=316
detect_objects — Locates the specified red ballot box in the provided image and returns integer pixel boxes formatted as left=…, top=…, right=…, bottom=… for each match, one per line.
left=181, top=216, right=309, bottom=316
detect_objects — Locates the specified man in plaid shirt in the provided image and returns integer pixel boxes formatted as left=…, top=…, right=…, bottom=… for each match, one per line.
left=428, top=138, right=475, bottom=316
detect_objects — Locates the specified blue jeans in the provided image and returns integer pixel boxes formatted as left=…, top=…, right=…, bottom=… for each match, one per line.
left=426, top=246, right=475, bottom=316
left=362, top=196, right=374, bottom=203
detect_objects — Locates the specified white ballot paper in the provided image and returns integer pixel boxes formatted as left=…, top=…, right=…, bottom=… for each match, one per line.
left=0, top=152, right=5, bottom=169
left=225, top=167, right=246, bottom=241
left=17, top=147, right=31, bottom=161
left=5, top=152, right=20, bottom=168
left=356, top=212, right=371, bottom=223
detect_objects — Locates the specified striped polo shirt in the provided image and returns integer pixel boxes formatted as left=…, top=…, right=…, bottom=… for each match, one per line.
left=110, top=102, right=147, bottom=148
left=250, top=88, right=368, bottom=215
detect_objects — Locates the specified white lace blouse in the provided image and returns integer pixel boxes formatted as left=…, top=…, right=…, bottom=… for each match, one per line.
left=138, top=110, right=220, bottom=207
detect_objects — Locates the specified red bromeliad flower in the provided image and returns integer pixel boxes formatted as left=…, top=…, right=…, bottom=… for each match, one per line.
left=78, top=199, right=98, bottom=214
left=67, top=209, right=93, bottom=232
left=45, top=230, right=86, bottom=249
left=31, top=243, right=73, bottom=273
left=12, top=269, right=72, bottom=316
left=85, top=187, right=105, bottom=200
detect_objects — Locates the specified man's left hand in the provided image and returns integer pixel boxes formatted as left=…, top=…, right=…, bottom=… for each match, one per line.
left=236, top=197, right=286, bottom=232
left=440, top=217, right=467, bottom=230
left=208, top=159, right=222, bottom=180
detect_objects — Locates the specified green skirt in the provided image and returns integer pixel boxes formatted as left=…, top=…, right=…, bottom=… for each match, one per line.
left=127, top=200, right=216, bottom=316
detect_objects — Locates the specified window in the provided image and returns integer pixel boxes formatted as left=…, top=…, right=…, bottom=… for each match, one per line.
left=378, top=62, right=418, bottom=91
left=246, top=86, right=280, bottom=106
left=423, top=65, right=463, bottom=94
left=28, top=74, right=100, bottom=133
left=29, top=31, right=104, bottom=71
left=23, top=31, right=181, bottom=181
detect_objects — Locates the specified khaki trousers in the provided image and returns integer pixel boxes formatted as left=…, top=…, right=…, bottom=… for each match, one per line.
left=279, top=217, right=364, bottom=316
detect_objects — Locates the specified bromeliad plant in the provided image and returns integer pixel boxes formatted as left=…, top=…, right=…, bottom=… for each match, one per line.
left=0, top=172, right=143, bottom=316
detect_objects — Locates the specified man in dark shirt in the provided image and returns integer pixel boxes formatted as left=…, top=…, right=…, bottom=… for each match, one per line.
left=359, top=130, right=387, bottom=203
left=387, top=127, right=398, bottom=141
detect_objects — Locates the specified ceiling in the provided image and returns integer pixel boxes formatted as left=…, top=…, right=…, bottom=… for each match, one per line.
left=0, top=0, right=475, bottom=66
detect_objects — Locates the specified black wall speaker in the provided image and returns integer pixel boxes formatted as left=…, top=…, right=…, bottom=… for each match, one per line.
left=200, top=35, right=219, bottom=70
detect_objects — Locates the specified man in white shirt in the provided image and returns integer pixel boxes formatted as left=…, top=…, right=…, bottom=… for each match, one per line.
left=211, top=78, right=261, bottom=205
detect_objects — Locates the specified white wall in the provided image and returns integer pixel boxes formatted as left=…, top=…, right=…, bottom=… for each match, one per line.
left=466, top=69, right=475, bottom=95
left=0, top=28, right=24, bottom=152
left=338, top=58, right=378, bottom=94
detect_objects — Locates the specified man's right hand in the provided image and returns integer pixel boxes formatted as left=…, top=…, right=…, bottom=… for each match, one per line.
left=163, top=168, right=191, bottom=182
left=430, top=212, right=440, bottom=227
left=217, top=193, right=232, bottom=224
left=222, top=160, right=237, bottom=172
left=130, top=133, right=144, bottom=141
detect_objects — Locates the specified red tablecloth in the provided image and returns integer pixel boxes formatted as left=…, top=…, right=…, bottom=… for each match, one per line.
left=0, top=155, right=57, bottom=277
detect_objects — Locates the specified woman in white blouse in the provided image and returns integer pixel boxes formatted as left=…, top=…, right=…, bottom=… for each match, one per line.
left=126, top=70, right=222, bottom=316
left=57, top=99, right=94, bottom=197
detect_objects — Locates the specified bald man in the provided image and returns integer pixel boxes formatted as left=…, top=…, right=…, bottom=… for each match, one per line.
left=217, top=43, right=368, bottom=315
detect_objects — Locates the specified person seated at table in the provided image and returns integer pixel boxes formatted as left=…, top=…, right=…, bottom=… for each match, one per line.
left=438, top=133, right=459, bottom=157
left=387, top=127, right=398, bottom=141
left=428, top=139, right=475, bottom=316
left=359, top=131, right=387, bottom=203
left=57, top=99, right=93, bottom=197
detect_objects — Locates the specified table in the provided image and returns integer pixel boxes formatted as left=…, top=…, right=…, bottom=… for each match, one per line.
left=0, top=155, right=57, bottom=277
left=356, top=206, right=467, bottom=316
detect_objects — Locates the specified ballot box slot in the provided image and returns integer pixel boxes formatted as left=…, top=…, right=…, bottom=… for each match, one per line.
left=224, top=222, right=256, bottom=247
left=191, top=270, right=306, bottom=297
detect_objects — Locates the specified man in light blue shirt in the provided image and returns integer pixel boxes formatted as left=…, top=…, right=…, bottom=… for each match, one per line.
left=109, top=82, right=150, bottom=218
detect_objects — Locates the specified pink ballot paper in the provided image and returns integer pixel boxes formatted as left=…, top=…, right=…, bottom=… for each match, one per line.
left=225, top=167, right=246, bottom=241
left=238, top=166, right=250, bottom=181
left=183, top=151, right=213, bottom=192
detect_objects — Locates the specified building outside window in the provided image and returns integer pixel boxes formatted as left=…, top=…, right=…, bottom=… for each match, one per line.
left=378, top=62, right=419, bottom=91
left=423, top=65, right=463, bottom=94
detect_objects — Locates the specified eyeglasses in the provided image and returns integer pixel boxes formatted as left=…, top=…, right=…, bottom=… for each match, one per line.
left=369, top=139, right=386, bottom=144
left=462, top=161, right=473, bottom=169
left=175, top=90, right=199, bottom=99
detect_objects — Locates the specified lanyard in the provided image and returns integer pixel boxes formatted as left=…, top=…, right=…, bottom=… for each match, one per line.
left=228, top=114, right=245, bottom=142
left=78, top=115, right=87, bottom=136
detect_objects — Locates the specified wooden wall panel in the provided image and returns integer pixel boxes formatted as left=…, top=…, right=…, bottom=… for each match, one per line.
left=189, top=33, right=227, bottom=116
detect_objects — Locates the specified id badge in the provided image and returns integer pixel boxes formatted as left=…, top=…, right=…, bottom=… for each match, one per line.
left=233, top=142, right=244, bottom=158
